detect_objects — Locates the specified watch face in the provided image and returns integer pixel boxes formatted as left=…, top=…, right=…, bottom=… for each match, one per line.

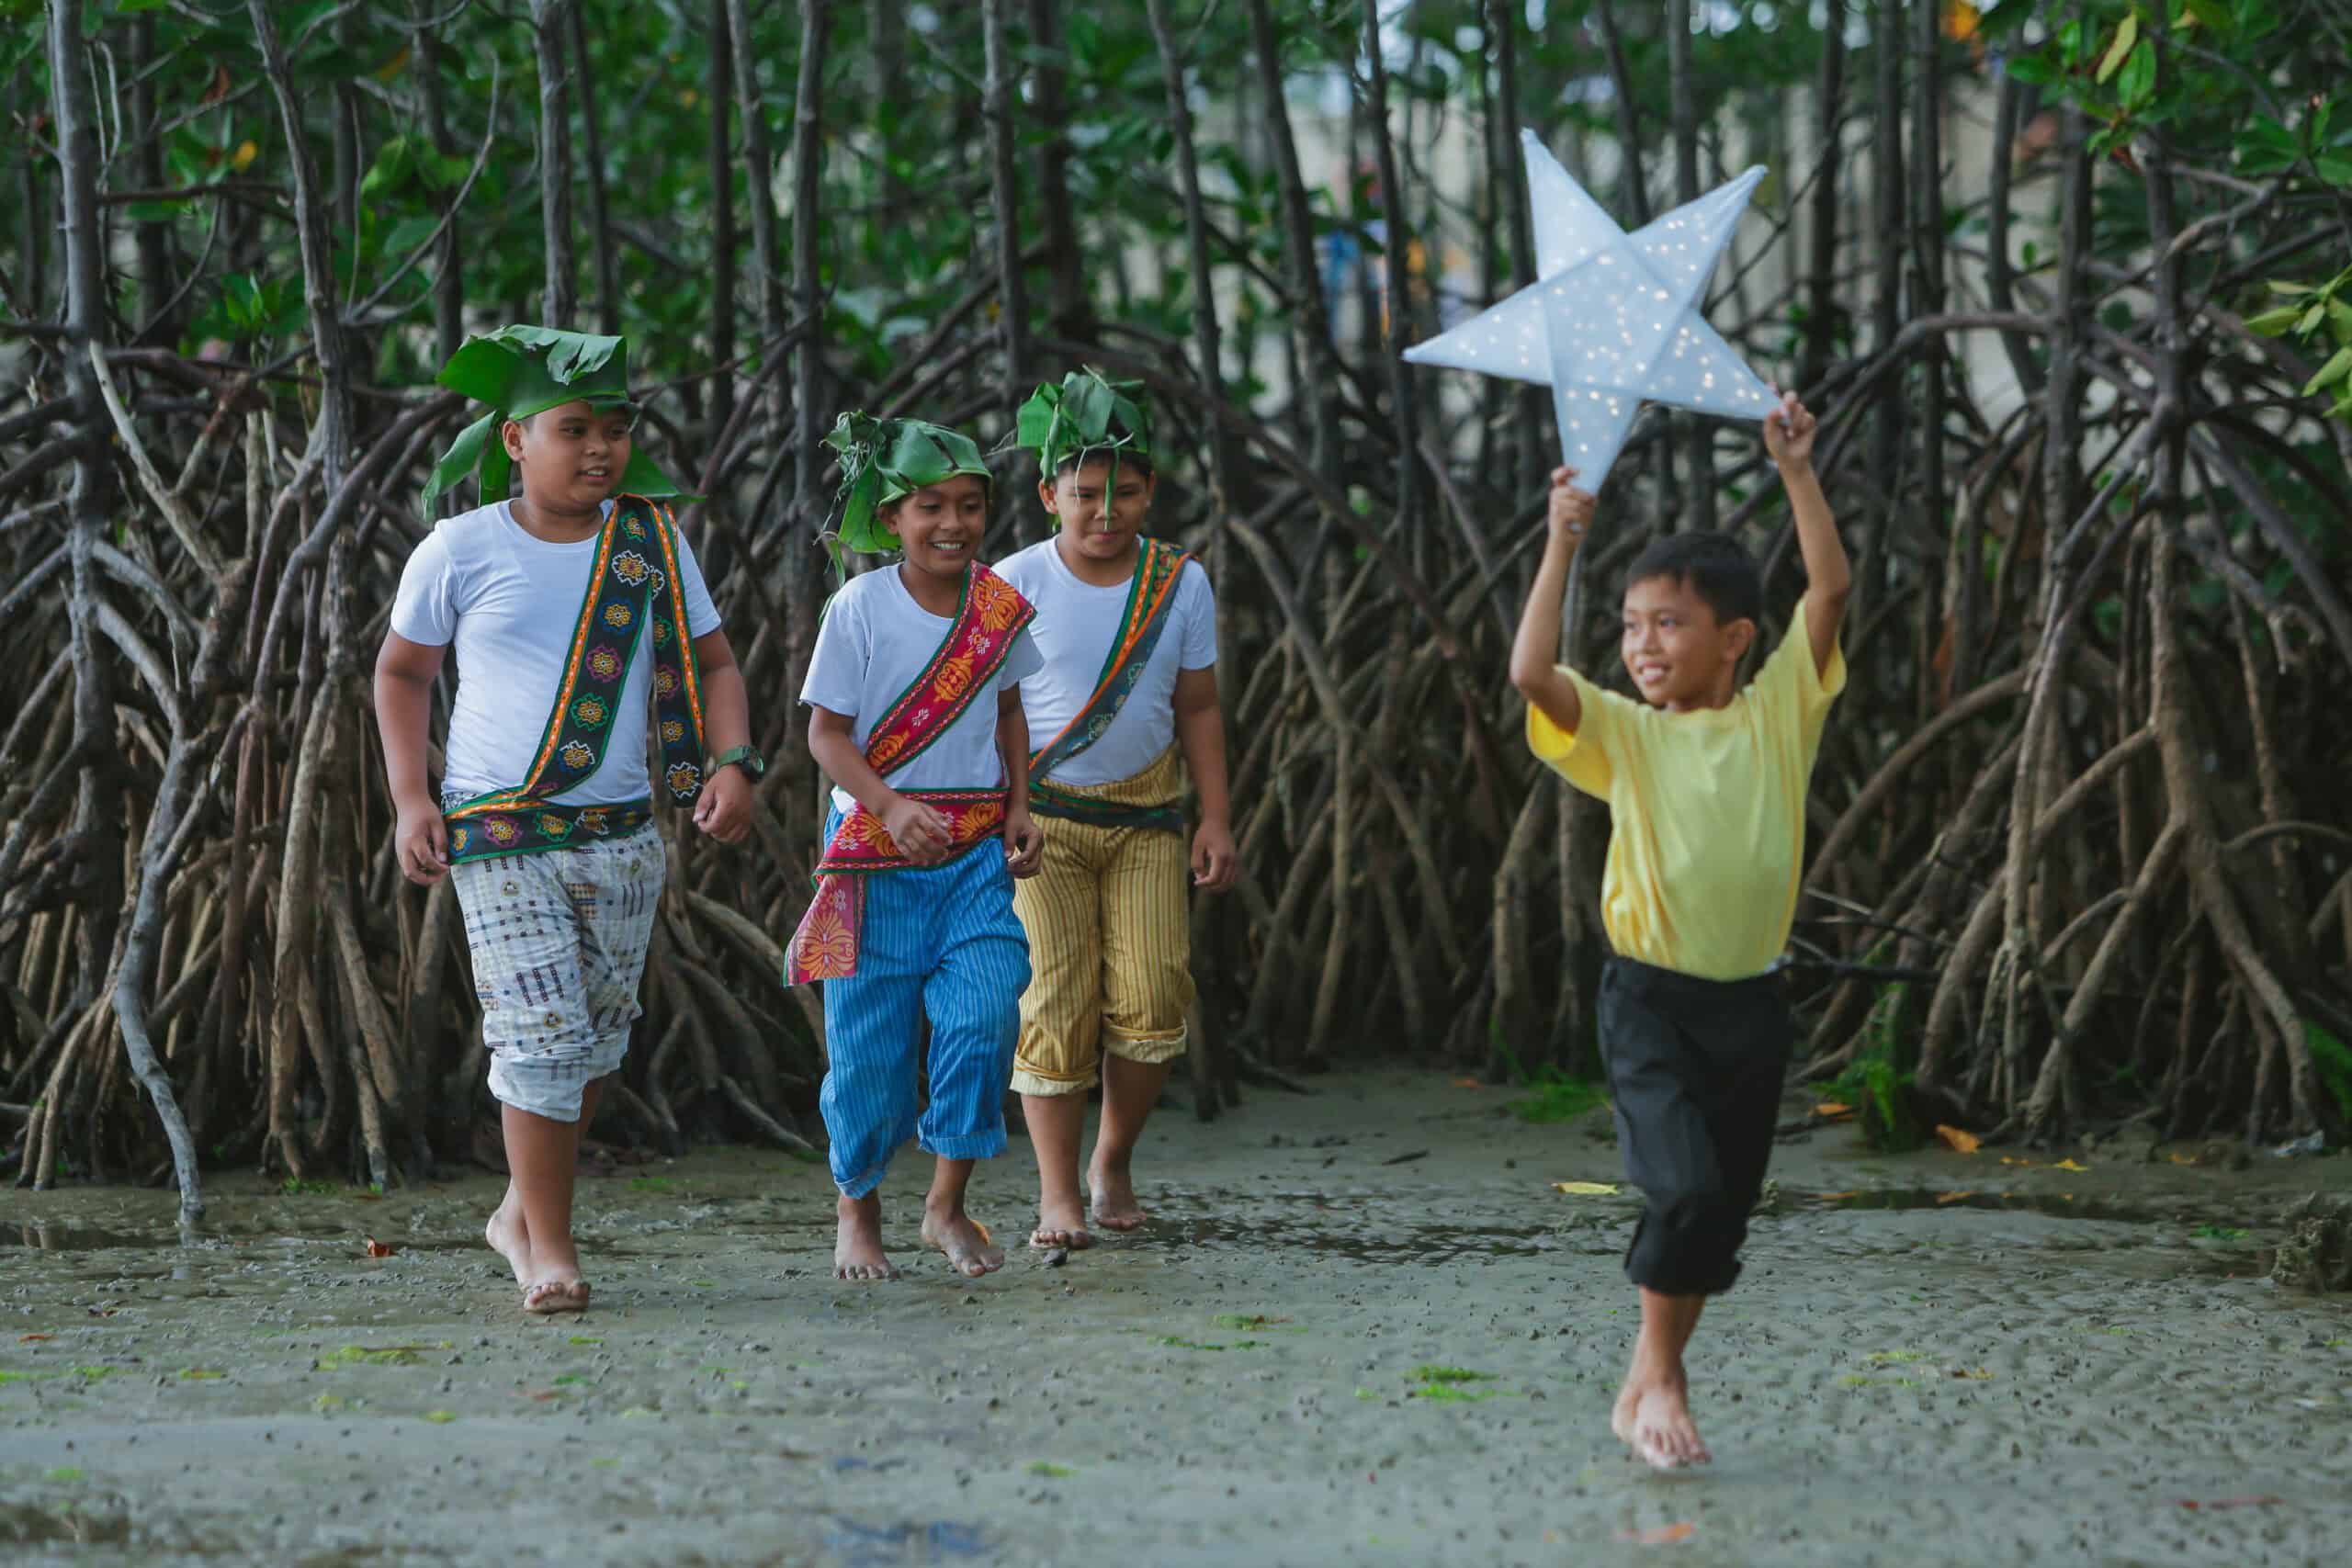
left=744, top=753, right=766, bottom=779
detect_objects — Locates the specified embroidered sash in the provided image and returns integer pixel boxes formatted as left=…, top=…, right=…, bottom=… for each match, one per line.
left=445, top=496, right=707, bottom=865
left=1029, top=745, right=1184, bottom=833
left=784, top=563, right=1036, bottom=985
left=1024, top=538, right=1191, bottom=833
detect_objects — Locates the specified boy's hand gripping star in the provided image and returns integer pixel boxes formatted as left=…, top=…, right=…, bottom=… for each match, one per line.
left=1761, top=387, right=1817, bottom=468
left=1548, top=466, right=1597, bottom=543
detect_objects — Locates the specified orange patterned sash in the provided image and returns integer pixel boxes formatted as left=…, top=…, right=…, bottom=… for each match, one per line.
left=784, top=564, right=1035, bottom=985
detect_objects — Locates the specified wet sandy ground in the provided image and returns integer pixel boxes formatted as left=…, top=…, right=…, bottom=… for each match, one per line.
left=3, top=1068, right=2348, bottom=1567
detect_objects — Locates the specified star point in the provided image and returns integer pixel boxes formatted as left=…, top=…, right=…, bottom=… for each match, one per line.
left=1405, top=130, right=1775, bottom=487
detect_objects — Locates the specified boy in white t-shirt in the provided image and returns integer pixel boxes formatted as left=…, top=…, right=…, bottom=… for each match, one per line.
left=995, top=371, right=1238, bottom=1252
left=788, top=412, right=1045, bottom=1282
left=375, top=327, right=758, bottom=1314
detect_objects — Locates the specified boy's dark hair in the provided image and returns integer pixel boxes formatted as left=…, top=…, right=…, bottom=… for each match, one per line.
left=1624, top=532, right=1763, bottom=627
left=1052, top=450, right=1155, bottom=481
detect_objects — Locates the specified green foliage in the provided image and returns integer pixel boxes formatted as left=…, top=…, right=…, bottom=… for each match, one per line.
left=1488, top=1028, right=1605, bottom=1123
left=1815, top=977, right=1920, bottom=1152
left=2245, top=269, right=2352, bottom=423
left=2306, top=1021, right=2352, bottom=1121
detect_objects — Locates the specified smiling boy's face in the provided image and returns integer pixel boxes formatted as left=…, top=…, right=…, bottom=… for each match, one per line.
left=1621, top=572, right=1754, bottom=712
left=503, top=399, right=632, bottom=513
left=886, top=472, right=990, bottom=581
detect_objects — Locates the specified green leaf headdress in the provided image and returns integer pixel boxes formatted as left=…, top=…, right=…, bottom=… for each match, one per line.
left=420, top=325, right=686, bottom=513
left=1011, top=366, right=1155, bottom=482
left=819, top=411, right=995, bottom=568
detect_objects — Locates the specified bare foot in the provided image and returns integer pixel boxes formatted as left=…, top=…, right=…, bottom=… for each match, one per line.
left=1029, top=1191, right=1093, bottom=1251
left=484, top=1193, right=533, bottom=1289
left=834, top=1192, right=899, bottom=1281
left=1611, top=1374, right=1710, bottom=1470
left=523, top=1278, right=590, bottom=1314
left=921, top=1202, right=1004, bottom=1278
left=1087, top=1156, right=1148, bottom=1231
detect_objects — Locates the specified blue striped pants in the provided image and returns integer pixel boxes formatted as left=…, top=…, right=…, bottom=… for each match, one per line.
left=818, top=818, right=1033, bottom=1198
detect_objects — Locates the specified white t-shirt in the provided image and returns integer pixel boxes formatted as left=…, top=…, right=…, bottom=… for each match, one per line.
left=389, top=500, right=722, bottom=807
left=798, top=564, right=1045, bottom=813
left=994, top=539, right=1216, bottom=787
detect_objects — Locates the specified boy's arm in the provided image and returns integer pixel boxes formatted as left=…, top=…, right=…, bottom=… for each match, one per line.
left=374, top=632, right=448, bottom=886
left=1173, top=666, right=1238, bottom=892
left=806, top=705, right=955, bottom=864
left=1508, top=467, right=1596, bottom=734
left=688, top=628, right=753, bottom=845
left=996, top=688, right=1044, bottom=877
left=1764, top=393, right=1849, bottom=677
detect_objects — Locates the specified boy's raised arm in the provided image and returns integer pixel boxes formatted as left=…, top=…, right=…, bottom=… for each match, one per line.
left=1509, top=467, right=1596, bottom=735
left=1763, top=392, right=1849, bottom=677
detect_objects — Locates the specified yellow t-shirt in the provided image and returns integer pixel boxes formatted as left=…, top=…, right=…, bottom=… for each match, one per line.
left=1526, top=598, right=1846, bottom=981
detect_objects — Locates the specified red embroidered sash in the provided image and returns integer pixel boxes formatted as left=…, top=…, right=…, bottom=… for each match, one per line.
left=784, top=563, right=1035, bottom=985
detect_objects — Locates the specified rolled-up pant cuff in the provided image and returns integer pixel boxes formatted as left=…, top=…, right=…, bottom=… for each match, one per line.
left=1103, top=1025, right=1187, bottom=1066
left=1010, top=1066, right=1093, bottom=1098
left=922, top=1128, right=1007, bottom=1163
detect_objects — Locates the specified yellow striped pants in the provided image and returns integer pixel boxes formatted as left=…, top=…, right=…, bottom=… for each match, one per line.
left=1009, top=754, right=1193, bottom=1097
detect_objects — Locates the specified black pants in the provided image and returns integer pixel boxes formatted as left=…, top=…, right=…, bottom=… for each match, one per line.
left=1600, top=955, right=1792, bottom=1296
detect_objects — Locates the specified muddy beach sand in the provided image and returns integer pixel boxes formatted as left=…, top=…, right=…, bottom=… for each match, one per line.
left=4, top=1068, right=2348, bottom=1567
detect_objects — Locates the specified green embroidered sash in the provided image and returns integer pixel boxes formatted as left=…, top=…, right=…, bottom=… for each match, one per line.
left=1026, top=538, right=1192, bottom=833
left=445, top=496, right=707, bottom=864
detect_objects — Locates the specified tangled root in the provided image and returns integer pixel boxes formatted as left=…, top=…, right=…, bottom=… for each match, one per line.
left=2270, top=1194, right=2352, bottom=1293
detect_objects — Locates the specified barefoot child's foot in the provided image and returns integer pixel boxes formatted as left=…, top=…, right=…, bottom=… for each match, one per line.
left=484, top=1192, right=532, bottom=1288
left=1029, top=1192, right=1093, bottom=1251
left=834, top=1193, right=900, bottom=1281
left=922, top=1204, right=1004, bottom=1277
left=1612, top=1373, right=1710, bottom=1470
left=523, top=1277, right=590, bottom=1314
left=1087, top=1157, right=1148, bottom=1231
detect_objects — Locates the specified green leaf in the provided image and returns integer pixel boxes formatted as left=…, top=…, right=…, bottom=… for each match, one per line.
left=2315, top=156, right=2352, bottom=188
left=2117, top=39, right=2156, bottom=106
left=2302, top=345, right=2352, bottom=396
left=2266, top=279, right=2314, bottom=296
left=2098, top=11, right=2141, bottom=83
left=382, top=217, right=440, bottom=258
left=2180, top=0, right=2231, bottom=28
left=2003, top=51, right=2058, bottom=86
left=2244, top=304, right=2304, bottom=336
left=1977, top=0, right=2041, bottom=38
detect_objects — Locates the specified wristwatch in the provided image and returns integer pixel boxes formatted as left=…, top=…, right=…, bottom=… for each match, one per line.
left=711, top=744, right=766, bottom=782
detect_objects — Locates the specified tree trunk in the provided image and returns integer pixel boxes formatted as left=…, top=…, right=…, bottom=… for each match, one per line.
left=790, top=0, right=831, bottom=527
left=571, top=4, right=623, bottom=336
left=708, top=0, right=738, bottom=439
left=1668, top=0, right=1715, bottom=531
left=529, top=0, right=579, bottom=327
left=1797, top=3, right=1846, bottom=392
left=1026, top=0, right=1089, bottom=345
left=413, top=0, right=466, bottom=370
left=981, top=0, right=1035, bottom=443
left=1146, top=0, right=1241, bottom=513
left=1245, top=0, right=1341, bottom=481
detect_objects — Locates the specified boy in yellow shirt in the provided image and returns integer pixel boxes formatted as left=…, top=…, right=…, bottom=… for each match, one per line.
left=1509, top=391, right=1847, bottom=1470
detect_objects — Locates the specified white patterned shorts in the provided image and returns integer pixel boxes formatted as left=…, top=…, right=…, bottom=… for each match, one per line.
left=449, top=819, right=664, bottom=1122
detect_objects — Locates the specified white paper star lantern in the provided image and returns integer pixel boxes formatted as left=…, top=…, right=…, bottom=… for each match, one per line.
left=1405, top=130, right=1776, bottom=488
